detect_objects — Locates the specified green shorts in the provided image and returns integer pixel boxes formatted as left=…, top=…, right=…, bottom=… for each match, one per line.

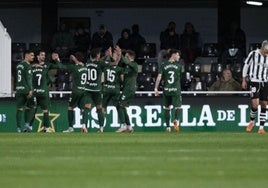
left=118, top=90, right=135, bottom=107
left=16, top=93, right=35, bottom=108
left=34, top=94, right=51, bottom=110
left=84, top=91, right=103, bottom=106
left=163, top=94, right=182, bottom=108
left=69, top=92, right=86, bottom=109
left=102, top=91, right=120, bottom=108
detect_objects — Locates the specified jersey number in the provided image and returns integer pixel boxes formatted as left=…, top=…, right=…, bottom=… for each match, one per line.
left=81, top=73, right=87, bottom=84
left=168, top=71, right=175, bottom=84
left=17, top=70, right=22, bottom=82
left=36, top=73, right=42, bottom=86
left=87, top=68, right=97, bottom=81
left=106, top=69, right=115, bottom=82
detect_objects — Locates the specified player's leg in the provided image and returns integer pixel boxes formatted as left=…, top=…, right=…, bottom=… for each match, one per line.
left=81, top=92, right=92, bottom=133
left=63, top=93, right=78, bottom=133
left=258, top=103, right=266, bottom=134
left=123, top=92, right=135, bottom=132
left=16, top=93, right=26, bottom=132
left=116, top=103, right=127, bottom=132
left=172, top=95, right=182, bottom=132
left=102, top=92, right=111, bottom=115
left=163, top=94, right=172, bottom=132
left=92, top=92, right=105, bottom=133
left=74, top=92, right=91, bottom=133
left=246, top=82, right=260, bottom=132
left=40, top=95, right=52, bottom=132
left=24, top=96, right=36, bottom=132
left=258, top=87, right=268, bottom=134
left=116, top=92, right=134, bottom=133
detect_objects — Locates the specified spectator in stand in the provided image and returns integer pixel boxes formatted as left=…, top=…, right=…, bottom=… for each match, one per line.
left=208, top=68, right=241, bottom=91
left=180, top=22, right=202, bottom=64
left=220, top=20, right=246, bottom=57
left=116, top=28, right=131, bottom=52
left=160, top=21, right=180, bottom=50
left=218, top=21, right=246, bottom=80
left=158, top=21, right=180, bottom=68
left=73, top=25, right=91, bottom=55
left=51, top=23, right=74, bottom=58
left=129, top=24, right=146, bottom=58
left=91, top=24, right=113, bottom=56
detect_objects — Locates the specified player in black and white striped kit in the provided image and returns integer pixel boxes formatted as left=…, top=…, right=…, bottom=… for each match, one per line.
left=242, top=40, right=268, bottom=134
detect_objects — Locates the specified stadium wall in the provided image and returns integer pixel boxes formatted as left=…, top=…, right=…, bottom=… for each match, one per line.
left=0, top=21, right=11, bottom=97
left=1, top=95, right=266, bottom=133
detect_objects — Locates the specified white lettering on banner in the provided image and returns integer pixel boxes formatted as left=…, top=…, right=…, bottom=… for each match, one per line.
left=217, top=110, right=235, bottom=121
left=226, top=110, right=235, bottom=121
left=90, top=108, right=99, bottom=128
left=71, top=104, right=267, bottom=128
left=107, top=106, right=120, bottom=127
left=0, top=114, right=7, bottom=122
left=144, top=105, right=162, bottom=127
left=181, top=105, right=196, bottom=126
left=217, top=110, right=226, bottom=121
left=197, top=105, right=215, bottom=126
left=127, top=106, right=143, bottom=127
left=238, top=105, right=249, bottom=126
left=73, top=108, right=82, bottom=128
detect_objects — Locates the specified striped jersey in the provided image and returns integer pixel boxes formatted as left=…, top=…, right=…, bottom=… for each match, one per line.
left=242, top=49, right=268, bottom=82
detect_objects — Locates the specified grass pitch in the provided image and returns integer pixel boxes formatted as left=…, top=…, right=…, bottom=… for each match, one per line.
left=0, top=132, right=267, bottom=188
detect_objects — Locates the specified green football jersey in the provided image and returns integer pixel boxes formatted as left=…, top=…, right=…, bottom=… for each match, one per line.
left=103, top=65, right=123, bottom=94
left=32, top=61, right=63, bottom=96
left=85, top=60, right=109, bottom=92
left=65, top=64, right=88, bottom=93
left=16, top=61, right=33, bottom=94
left=159, top=61, right=182, bottom=95
left=121, top=55, right=138, bottom=92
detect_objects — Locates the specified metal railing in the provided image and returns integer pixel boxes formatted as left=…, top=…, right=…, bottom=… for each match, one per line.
left=48, top=90, right=250, bottom=98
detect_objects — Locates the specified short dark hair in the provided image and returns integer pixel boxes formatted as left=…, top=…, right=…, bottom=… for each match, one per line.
left=24, top=50, right=34, bottom=56
left=74, top=52, right=84, bottom=62
left=36, top=49, right=46, bottom=56
left=90, top=48, right=101, bottom=59
left=167, top=49, right=180, bottom=59
left=126, top=50, right=136, bottom=59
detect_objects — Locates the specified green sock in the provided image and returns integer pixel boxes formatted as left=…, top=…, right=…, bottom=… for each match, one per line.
left=16, top=109, right=23, bottom=128
left=123, top=108, right=130, bottom=125
left=68, top=109, right=74, bottom=127
left=97, top=109, right=104, bottom=127
left=25, top=108, right=35, bottom=125
left=30, top=108, right=37, bottom=126
left=43, top=112, right=49, bottom=128
left=165, top=109, right=171, bottom=127
left=82, top=108, right=90, bottom=127
left=117, top=105, right=125, bottom=124
left=24, top=109, right=29, bottom=123
left=174, top=108, right=180, bottom=121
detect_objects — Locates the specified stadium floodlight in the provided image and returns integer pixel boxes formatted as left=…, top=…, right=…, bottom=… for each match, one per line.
left=246, top=1, right=263, bottom=6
